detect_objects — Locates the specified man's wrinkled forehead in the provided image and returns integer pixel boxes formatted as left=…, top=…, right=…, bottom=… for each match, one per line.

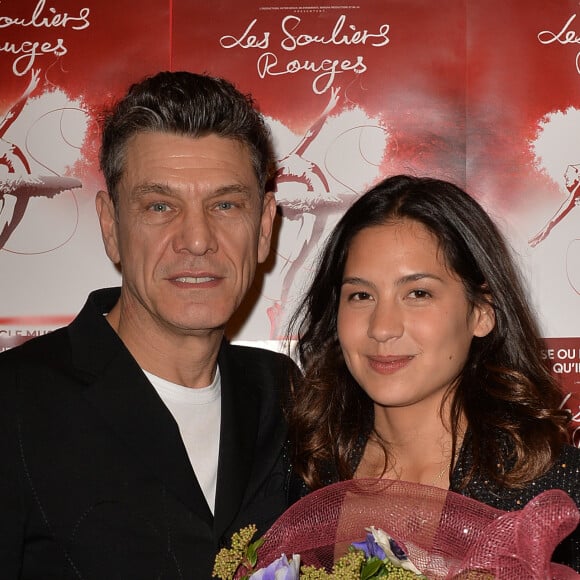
left=117, top=130, right=262, bottom=191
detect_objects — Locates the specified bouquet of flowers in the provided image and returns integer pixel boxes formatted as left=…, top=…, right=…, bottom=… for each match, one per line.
left=214, top=522, right=426, bottom=579
left=214, top=479, right=580, bottom=579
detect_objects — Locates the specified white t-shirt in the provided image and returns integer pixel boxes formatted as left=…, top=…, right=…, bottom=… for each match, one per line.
left=144, top=368, right=221, bottom=513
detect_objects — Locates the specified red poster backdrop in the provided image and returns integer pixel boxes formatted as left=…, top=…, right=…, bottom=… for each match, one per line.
left=172, top=0, right=468, bottom=341
left=173, top=0, right=580, bottom=402
left=0, top=0, right=170, bottom=349
left=465, top=0, right=580, bottom=403
left=1, top=0, right=579, bottom=407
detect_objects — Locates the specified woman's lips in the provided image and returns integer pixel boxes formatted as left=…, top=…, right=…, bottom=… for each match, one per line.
left=367, top=355, right=413, bottom=374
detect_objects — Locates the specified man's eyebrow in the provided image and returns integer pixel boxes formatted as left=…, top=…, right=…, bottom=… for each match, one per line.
left=129, top=183, right=255, bottom=198
left=211, top=184, right=254, bottom=197
left=130, top=183, right=173, bottom=198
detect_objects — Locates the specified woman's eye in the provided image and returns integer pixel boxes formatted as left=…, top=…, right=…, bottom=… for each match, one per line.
left=349, top=291, right=372, bottom=301
left=409, top=289, right=431, bottom=299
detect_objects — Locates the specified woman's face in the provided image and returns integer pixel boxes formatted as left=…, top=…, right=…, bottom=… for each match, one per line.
left=337, top=219, right=493, bottom=411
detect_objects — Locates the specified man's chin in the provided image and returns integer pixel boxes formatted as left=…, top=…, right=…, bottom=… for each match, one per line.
left=163, top=313, right=229, bottom=336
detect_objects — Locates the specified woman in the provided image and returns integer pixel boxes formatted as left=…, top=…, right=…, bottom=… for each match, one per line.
left=287, top=174, right=580, bottom=569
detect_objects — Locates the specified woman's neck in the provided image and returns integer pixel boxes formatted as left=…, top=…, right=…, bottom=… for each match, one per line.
left=356, top=402, right=465, bottom=488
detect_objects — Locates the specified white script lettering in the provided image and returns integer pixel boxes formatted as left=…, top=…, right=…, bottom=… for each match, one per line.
left=0, top=0, right=90, bottom=75
left=538, top=14, right=580, bottom=45
left=538, top=13, right=580, bottom=76
left=281, top=14, right=389, bottom=51
left=0, top=0, right=90, bottom=30
left=219, top=18, right=270, bottom=49
left=0, top=38, right=67, bottom=75
left=257, top=52, right=366, bottom=94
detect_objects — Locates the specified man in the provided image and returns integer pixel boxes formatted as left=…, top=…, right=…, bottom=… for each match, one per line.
left=0, top=71, right=293, bottom=578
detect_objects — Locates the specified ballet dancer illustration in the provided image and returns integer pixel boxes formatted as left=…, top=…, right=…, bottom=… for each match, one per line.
left=268, top=86, right=362, bottom=338
left=529, top=163, right=580, bottom=248
left=0, top=69, right=82, bottom=251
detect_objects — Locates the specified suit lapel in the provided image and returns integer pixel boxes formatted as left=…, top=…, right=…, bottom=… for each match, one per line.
left=213, top=343, right=260, bottom=538
left=68, top=289, right=213, bottom=525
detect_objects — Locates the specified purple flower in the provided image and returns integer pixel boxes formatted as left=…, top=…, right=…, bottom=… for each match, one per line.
left=352, top=532, right=387, bottom=560
left=249, top=554, right=300, bottom=580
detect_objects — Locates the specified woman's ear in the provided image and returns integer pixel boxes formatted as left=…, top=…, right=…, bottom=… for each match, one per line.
left=473, top=297, right=495, bottom=338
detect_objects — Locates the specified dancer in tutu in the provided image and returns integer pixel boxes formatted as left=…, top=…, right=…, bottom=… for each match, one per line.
left=286, top=174, right=580, bottom=570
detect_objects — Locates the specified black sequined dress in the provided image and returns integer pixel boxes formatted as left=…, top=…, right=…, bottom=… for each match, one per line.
left=289, top=432, right=580, bottom=571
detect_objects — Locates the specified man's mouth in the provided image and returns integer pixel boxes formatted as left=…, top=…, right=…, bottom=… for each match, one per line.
left=174, top=276, right=216, bottom=284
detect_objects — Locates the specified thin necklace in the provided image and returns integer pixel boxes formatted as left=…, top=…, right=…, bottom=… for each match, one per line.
left=430, top=459, right=451, bottom=487
left=431, top=445, right=461, bottom=487
left=381, top=457, right=451, bottom=487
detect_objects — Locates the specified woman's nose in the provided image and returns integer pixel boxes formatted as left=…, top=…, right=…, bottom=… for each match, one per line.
left=367, top=299, right=404, bottom=342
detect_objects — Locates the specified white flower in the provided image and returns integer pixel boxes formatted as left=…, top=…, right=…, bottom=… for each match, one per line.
left=367, top=526, right=422, bottom=574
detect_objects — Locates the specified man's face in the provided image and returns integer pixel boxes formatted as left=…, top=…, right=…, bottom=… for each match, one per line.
left=97, top=131, right=275, bottom=338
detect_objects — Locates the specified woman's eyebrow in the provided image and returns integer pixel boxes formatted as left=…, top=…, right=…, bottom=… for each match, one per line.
left=341, top=273, right=444, bottom=287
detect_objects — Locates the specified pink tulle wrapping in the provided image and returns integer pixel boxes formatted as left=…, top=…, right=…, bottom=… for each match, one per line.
left=256, top=479, right=580, bottom=579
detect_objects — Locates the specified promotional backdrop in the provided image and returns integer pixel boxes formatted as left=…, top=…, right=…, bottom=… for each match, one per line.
left=1, top=0, right=579, bottom=424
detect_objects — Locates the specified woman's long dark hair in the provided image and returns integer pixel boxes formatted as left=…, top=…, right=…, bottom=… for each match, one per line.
left=288, top=175, right=569, bottom=491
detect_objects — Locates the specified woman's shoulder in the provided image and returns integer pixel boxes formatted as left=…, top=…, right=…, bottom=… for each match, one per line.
left=556, top=443, right=580, bottom=465
left=499, top=443, right=580, bottom=506
left=453, top=440, right=580, bottom=509
left=541, top=444, right=580, bottom=501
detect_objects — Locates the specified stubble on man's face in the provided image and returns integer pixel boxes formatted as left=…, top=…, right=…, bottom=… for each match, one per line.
left=97, top=131, right=276, bottom=342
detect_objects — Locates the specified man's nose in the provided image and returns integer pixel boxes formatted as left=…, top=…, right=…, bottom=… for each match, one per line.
left=172, top=208, right=218, bottom=255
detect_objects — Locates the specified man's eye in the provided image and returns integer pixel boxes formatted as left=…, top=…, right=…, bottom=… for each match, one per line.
left=150, top=202, right=169, bottom=212
left=216, top=201, right=234, bottom=210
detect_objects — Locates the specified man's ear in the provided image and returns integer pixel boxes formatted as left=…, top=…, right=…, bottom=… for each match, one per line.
left=95, top=190, right=120, bottom=264
left=473, top=298, right=495, bottom=338
left=257, top=191, right=277, bottom=264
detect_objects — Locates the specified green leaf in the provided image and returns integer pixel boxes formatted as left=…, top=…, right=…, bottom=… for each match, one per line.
left=246, top=537, right=265, bottom=568
left=360, top=557, right=385, bottom=580
left=252, top=537, right=266, bottom=551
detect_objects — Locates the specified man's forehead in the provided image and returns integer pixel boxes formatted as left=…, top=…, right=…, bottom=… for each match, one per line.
left=122, top=131, right=253, bottom=174
left=124, top=130, right=251, bottom=157
left=113, top=134, right=258, bottom=200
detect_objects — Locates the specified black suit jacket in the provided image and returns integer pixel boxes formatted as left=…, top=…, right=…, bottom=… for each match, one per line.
left=0, top=288, right=292, bottom=579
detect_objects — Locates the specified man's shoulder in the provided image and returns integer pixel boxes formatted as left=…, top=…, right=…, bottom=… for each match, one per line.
left=223, top=342, right=297, bottom=376
left=0, top=329, right=73, bottom=405
left=221, top=342, right=298, bottom=397
left=0, top=287, right=121, bottom=370
left=225, top=342, right=291, bottom=364
left=0, top=327, right=69, bottom=370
